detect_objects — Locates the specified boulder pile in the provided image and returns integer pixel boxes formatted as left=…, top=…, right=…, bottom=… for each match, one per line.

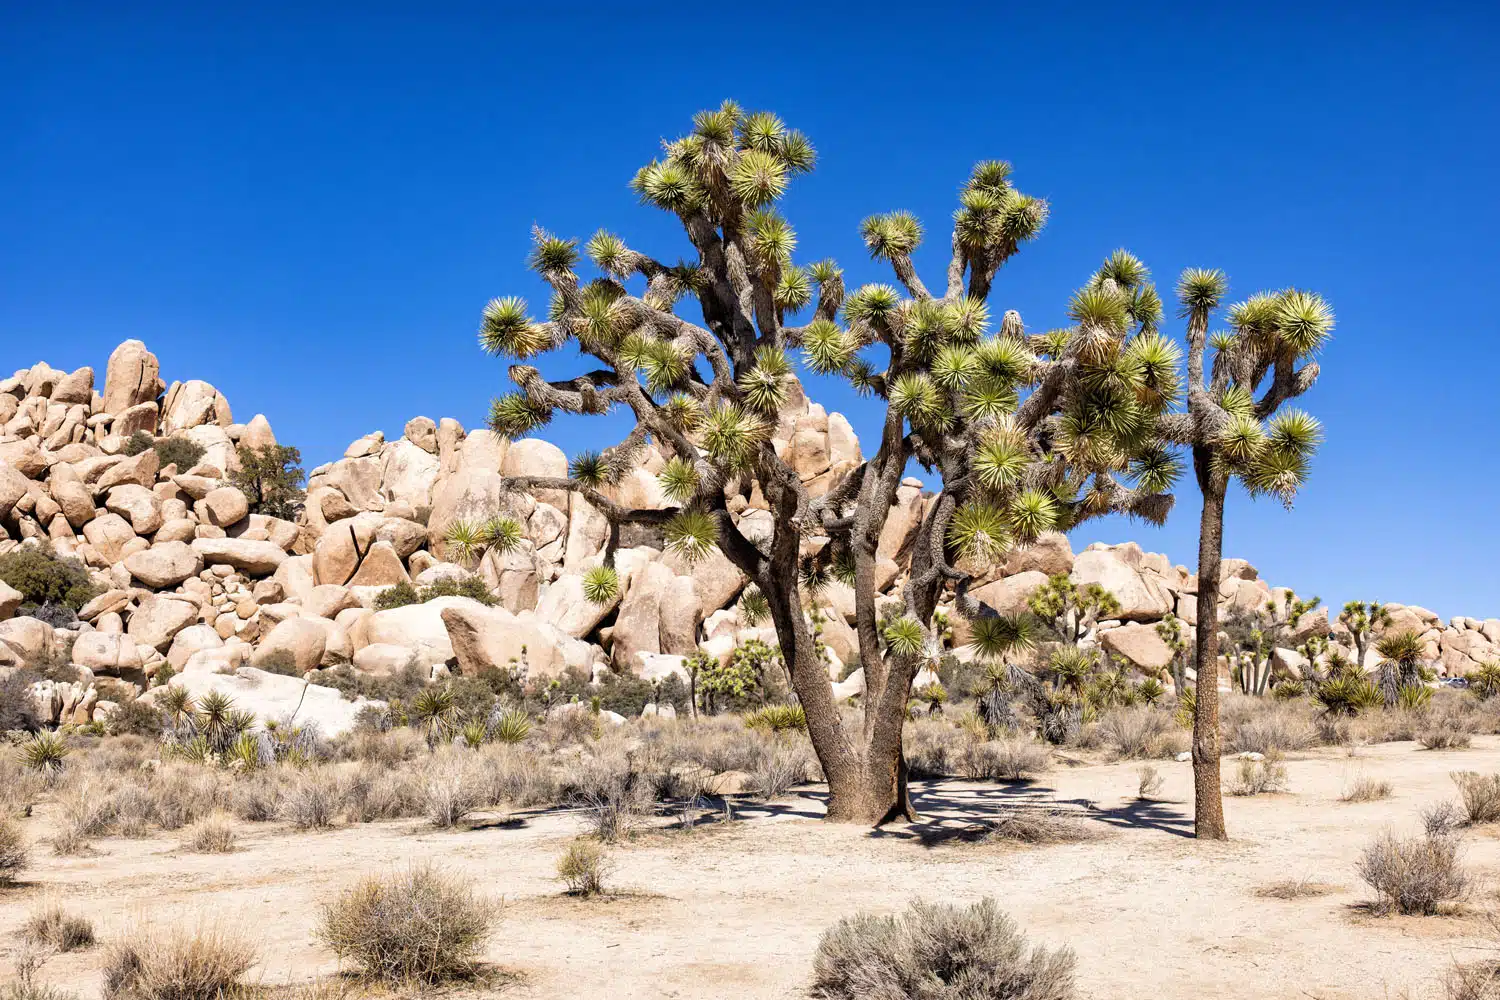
left=1, top=341, right=1495, bottom=733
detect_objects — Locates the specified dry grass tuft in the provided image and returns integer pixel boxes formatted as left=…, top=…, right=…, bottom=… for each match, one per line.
left=184, top=813, right=236, bottom=854
left=980, top=809, right=1099, bottom=845
left=0, top=817, right=28, bottom=886
left=1226, top=753, right=1289, bottom=796
left=1341, top=776, right=1393, bottom=803
left=101, top=921, right=257, bottom=999
left=959, top=737, right=1052, bottom=781
left=557, top=839, right=615, bottom=897
left=1136, top=765, right=1164, bottom=801
left=319, top=864, right=496, bottom=984
left=22, top=901, right=95, bottom=952
left=1455, top=772, right=1500, bottom=825
left=1256, top=877, right=1337, bottom=900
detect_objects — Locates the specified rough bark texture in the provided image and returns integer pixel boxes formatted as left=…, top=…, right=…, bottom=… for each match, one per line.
left=1191, top=450, right=1228, bottom=840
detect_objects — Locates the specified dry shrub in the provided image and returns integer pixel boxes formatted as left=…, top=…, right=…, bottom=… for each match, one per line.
left=476, top=745, right=558, bottom=809
left=981, top=810, right=1098, bottom=845
left=557, top=839, right=614, bottom=896
left=1454, top=772, right=1500, bottom=825
left=1356, top=829, right=1471, bottom=915
left=810, top=897, right=1075, bottom=1000
left=57, top=776, right=117, bottom=838
left=423, top=748, right=486, bottom=829
left=108, top=784, right=157, bottom=838
left=342, top=763, right=424, bottom=823
left=229, top=772, right=282, bottom=823
left=561, top=749, right=654, bottom=842
left=746, top=743, right=810, bottom=800
left=1426, top=800, right=1464, bottom=837
left=7, top=947, right=78, bottom=1000
left=1256, top=877, right=1336, bottom=900
left=283, top=768, right=341, bottom=830
left=1341, top=776, right=1393, bottom=802
left=0, top=759, right=44, bottom=819
left=959, top=737, right=1051, bottom=781
left=1421, top=723, right=1476, bottom=750
left=1223, top=699, right=1316, bottom=755
left=23, top=900, right=95, bottom=951
left=1137, top=765, right=1164, bottom=801
left=338, top=727, right=423, bottom=766
left=148, top=766, right=222, bottom=831
left=1098, top=706, right=1176, bottom=760
left=50, top=827, right=93, bottom=857
left=906, top=718, right=964, bottom=777
left=184, top=813, right=235, bottom=854
left=0, top=817, right=27, bottom=886
left=319, top=864, right=496, bottom=984
left=102, top=921, right=257, bottom=999
left=1226, top=753, right=1288, bottom=796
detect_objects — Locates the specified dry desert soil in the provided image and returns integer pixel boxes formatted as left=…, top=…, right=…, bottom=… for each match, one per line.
left=6, top=738, right=1500, bottom=999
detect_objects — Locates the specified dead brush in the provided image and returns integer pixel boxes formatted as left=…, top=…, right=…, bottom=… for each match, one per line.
left=958, top=737, right=1051, bottom=781
left=22, top=900, right=95, bottom=951
left=746, top=743, right=810, bottom=800
left=1454, top=772, right=1500, bottom=825
left=1356, top=828, right=1471, bottom=915
left=0, top=817, right=28, bottom=886
left=101, top=920, right=257, bottom=999
left=1340, top=775, right=1394, bottom=802
left=1098, top=706, right=1176, bottom=760
left=318, top=864, right=496, bottom=984
left=1255, top=876, right=1337, bottom=900
left=184, top=813, right=236, bottom=853
left=557, top=839, right=615, bottom=896
left=1226, top=753, right=1289, bottom=796
left=979, top=809, right=1098, bottom=845
left=1136, top=765, right=1165, bottom=800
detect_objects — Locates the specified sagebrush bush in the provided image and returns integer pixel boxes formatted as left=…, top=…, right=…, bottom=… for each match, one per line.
left=319, top=865, right=496, bottom=984
left=1097, top=706, right=1176, bottom=759
left=747, top=744, right=809, bottom=800
left=1425, top=800, right=1463, bottom=837
left=1454, top=772, right=1500, bottom=824
left=1223, top=700, right=1317, bottom=755
left=1137, top=765, right=1164, bottom=800
left=23, top=901, right=95, bottom=951
left=557, top=839, right=614, bottom=896
left=959, top=737, right=1051, bottom=781
left=811, top=897, right=1075, bottom=1000
left=423, top=749, right=485, bottom=828
left=1420, top=722, right=1475, bottom=750
left=102, top=922, right=257, bottom=999
left=184, top=813, right=235, bottom=854
left=1340, top=776, right=1393, bottom=802
left=0, top=818, right=28, bottom=886
left=0, top=543, right=100, bottom=611
left=1226, top=754, right=1288, bottom=796
left=6, top=948, right=77, bottom=1000
left=1356, top=829, right=1471, bottom=915
left=283, top=769, right=341, bottom=830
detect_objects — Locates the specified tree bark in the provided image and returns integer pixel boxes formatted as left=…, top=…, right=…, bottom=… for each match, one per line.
left=1191, top=448, right=1229, bottom=840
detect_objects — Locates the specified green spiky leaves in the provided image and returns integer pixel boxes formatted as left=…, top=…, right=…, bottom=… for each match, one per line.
left=632, top=160, right=705, bottom=213
left=664, top=508, right=719, bottom=563
left=581, top=566, right=620, bottom=604
left=479, top=297, right=547, bottom=359
left=973, top=430, right=1029, bottom=491
left=1218, top=413, right=1267, bottom=464
left=661, top=393, right=703, bottom=432
left=528, top=232, right=578, bottom=278
left=1177, top=268, right=1229, bottom=319
left=585, top=230, right=632, bottom=276
left=569, top=450, right=609, bottom=488
left=737, top=346, right=792, bottom=415
left=730, top=148, right=789, bottom=207
left=1244, top=409, right=1322, bottom=504
left=1275, top=290, right=1334, bottom=356
left=657, top=457, right=701, bottom=503
left=1096, top=249, right=1149, bottom=290
left=844, top=284, right=901, bottom=326
left=947, top=503, right=1013, bottom=562
left=738, top=586, right=770, bottom=626
left=801, top=319, right=855, bottom=375
left=1008, top=489, right=1059, bottom=543
left=967, top=614, right=1036, bottom=662
left=860, top=211, right=923, bottom=259
left=701, top=403, right=766, bottom=470
left=889, top=373, right=947, bottom=429
left=882, top=616, right=925, bottom=659
left=488, top=393, right=550, bottom=439
left=1069, top=284, right=1130, bottom=333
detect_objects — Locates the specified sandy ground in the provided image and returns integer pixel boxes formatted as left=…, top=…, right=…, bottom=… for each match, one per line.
left=6, top=739, right=1500, bottom=999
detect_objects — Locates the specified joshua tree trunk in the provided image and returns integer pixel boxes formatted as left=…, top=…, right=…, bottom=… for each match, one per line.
left=1191, top=449, right=1229, bottom=840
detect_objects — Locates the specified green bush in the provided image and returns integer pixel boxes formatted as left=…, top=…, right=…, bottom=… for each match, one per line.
left=103, top=699, right=163, bottom=738
left=373, top=577, right=496, bottom=610
left=152, top=436, right=206, bottom=471
left=231, top=443, right=306, bottom=520
left=0, top=545, right=99, bottom=611
left=119, top=430, right=155, bottom=456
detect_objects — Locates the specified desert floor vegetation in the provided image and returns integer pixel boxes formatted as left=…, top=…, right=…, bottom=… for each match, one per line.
left=2, top=711, right=1499, bottom=998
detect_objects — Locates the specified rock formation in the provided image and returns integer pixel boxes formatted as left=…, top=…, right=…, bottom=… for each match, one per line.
left=1, top=341, right=1495, bottom=734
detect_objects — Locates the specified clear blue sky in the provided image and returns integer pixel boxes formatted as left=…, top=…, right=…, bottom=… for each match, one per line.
left=4, top=3, right=1497, bottom=620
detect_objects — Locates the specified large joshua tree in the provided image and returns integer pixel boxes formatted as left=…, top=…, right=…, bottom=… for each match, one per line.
left=475, top=102, right=1182, bottom=825
left=1172, top=271, right=1332, bottom=839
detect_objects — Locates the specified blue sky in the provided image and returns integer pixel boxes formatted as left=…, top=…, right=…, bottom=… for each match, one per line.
left=3, top=3, right=1497, bottom=619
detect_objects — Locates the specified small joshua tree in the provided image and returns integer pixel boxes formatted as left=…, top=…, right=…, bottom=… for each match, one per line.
left=1339, top=600, right=1392, bottom=668
left=1227, top=590, right=1321, bottom=696
left=475, top=102, right=1181, bottom=824
left=1375, top=630, right=1433, bottom=708
left=1026, top=574, right=1121, bottom=647
left=1172, top=271, right=1332, bottom=839
left=1155, top=612, right=1190, bottom=696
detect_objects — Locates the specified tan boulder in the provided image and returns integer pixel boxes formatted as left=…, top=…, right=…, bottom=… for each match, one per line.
left=353, top=642, right=420, bottom=676
left=0, top=579, right=21, bottom=620
left=166, top=624, right=224, bottom=671
left=380, top=439, right=440, bottom=509
left=970, top=570, right=1050, bottom=618
left=96, top=448, right=159, bottom=492
left=252, top=616, right=333, bottom=673
left=1100, top=623, right=1175, bottom=671
left=198, top=486, right=249, bottom=528
left=124, top=541, right=202, bottom=588
left=101, top=340, right=164, bottom=415
left=48, top=463, right=96, bottom=528
left=104, top=484, right=163, bottom=535
left=161, top=379, right=232, bottom=434
left=50, top=367, right=94, bottom=406
left=346, top=540, right=411, bottom=588
left=71, top=631, right=144, bottom=675
left=439, top=601, right=576, bottom=678
left=114, top=402, right=159, bottom=437
left=241, top=414, right=277, bottom=451
left=81, top=512, right=139, bottom=563
left=403, top=416, right=439, bottom=455
left=126, top=594, right=199, bottom=650
left=190, top=537, right=287, bottom=575
left=0, top=439, right=48, bottom=478
left=0, top=463, right=29, bottom=519
left=1070, top=546, right=1172, bottom=622
left=303, top=584, right=361, bottom=621
left=1001, top=532, right=1075, bottom=578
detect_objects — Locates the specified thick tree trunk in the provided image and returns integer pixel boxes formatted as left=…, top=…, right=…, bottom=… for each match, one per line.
left=1191, top=451, right=1228, bottom=840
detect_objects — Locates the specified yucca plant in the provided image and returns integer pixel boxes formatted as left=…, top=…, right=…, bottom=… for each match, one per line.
left=411, top=687, right=456, bottom=747
left=489, top=709, right=532, bottom=745
left=1469, top=661, right=1500, bottom=701
left=1376, top=630, right=1434, bottom=707
left=17, top=731, right=69, bottom=773
left=1175, top=268, right=1333, bottom=839
left=474, top=102, right=1235, bottom=825
left=195, top=691, right=240, bottom=753
left=744, top=703, right=807, bottom=732
left=442, top=515, right=522, bottom=568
